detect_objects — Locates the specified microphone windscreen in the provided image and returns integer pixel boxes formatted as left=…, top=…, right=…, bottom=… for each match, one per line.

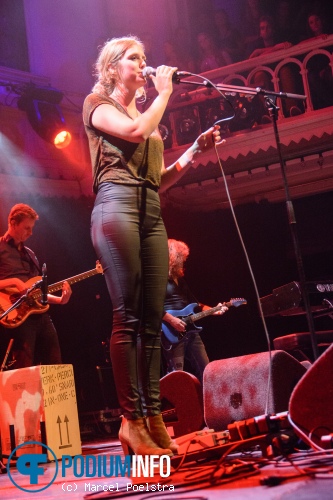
left=142, top=66, right=156, bottom=78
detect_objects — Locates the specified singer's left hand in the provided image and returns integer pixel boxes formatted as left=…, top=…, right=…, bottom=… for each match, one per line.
left=196, top=125, right=225, bottom=152
left=60, top=281, right=72, bottom=305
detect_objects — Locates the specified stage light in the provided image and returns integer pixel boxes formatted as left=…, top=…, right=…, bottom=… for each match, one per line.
left=18, top=84, right=72, bottom=149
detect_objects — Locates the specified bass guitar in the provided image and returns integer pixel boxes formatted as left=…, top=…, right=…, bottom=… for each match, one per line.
left=0, top=261, right=103, bottom=328
left=162, top=298, right=247, bottom=345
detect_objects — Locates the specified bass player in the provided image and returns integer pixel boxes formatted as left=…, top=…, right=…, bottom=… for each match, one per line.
left=0, top=203, right=72, bottom=368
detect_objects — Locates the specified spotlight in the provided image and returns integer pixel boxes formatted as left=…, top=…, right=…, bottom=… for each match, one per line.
left=18, top=84, right=72, bottom=149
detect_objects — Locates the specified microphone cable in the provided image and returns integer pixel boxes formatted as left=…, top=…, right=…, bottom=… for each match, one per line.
left=178, top=72, right=273, bottom=414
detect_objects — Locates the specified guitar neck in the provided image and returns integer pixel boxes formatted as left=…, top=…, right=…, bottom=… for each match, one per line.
left=188, top=300, right=238, bottom=323
left=188, top=303, right=229, bottom=323
left=29, top=268, right=99, bottom=299
left=48, top=269, right=99, bottom=294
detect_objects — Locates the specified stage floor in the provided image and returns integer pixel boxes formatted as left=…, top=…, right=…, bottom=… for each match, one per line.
left=1, top=432, right=333, bottom=500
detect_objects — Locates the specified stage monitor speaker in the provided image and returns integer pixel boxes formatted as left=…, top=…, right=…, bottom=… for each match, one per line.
left=204, top=350, right=307, bottom=431
left=160, top=371, right=204, bottom=438
left=289, top=342, right=333, bottom=447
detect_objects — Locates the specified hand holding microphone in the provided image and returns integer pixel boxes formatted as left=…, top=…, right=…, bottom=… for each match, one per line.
left=143, top=65, right=180, bottom=97
left=143, top=66, right=192, bottom=80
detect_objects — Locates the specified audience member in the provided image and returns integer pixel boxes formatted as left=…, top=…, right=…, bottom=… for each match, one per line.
left=298, top=10, right=332, bottom=43
left=163, top=38, right=195, bottom=74
left=164, top=40, right=182, bottom=68
left=213, top=8, right=245, bottom=63
left=297, top=11, right=333, bottom=109
left=245, top=14, right=292, bottom=59
left=246, top=15, right=304, bottom=116
left=240, top=0, right=268, bottom=45
left=173, top=27, right=196, bottom=73
left=295, top=1, right=332, bottom=40
left=197, top=31, right=232, bottom=73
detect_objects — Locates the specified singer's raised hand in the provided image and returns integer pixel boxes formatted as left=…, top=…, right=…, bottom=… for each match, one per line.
left=147, top=65, right=177, bottom=97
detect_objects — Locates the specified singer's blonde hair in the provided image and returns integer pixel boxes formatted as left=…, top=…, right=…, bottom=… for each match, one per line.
left=92, top=35, right=146, bottom=99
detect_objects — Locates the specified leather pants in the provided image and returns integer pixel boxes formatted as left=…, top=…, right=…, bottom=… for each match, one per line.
left=91, top=182, right=168, bottom=419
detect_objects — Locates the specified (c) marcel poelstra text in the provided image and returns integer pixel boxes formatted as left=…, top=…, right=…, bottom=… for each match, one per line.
left=84, top=482, right=175, bottom=492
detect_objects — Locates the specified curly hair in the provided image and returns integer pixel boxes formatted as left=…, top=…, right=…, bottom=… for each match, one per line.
left=8, top=204, right=39, bottom=225
left=92, top=35, right=146, bottom=100
left=168, top=239, right=189, bottom=280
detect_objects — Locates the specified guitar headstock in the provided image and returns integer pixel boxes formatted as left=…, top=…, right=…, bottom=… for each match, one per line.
left=96, top=260, right=104, bottom=274
left=229, top=298, right=247, bottom=307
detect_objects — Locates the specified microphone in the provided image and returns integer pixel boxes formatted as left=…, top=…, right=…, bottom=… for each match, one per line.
left=142, top=66, right=192, bottom=80
left=41, top=263, right=48, bottom=305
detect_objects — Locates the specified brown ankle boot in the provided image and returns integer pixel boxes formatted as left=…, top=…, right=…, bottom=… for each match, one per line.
left=146, top=414, right=179, bottom=454
left=118, top=416, right=173, bottom=456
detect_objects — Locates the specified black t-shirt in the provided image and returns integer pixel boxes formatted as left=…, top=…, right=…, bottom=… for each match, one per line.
left=0, top=235, right=40, bottom=282
left=164, top=277, right=199, bottom=313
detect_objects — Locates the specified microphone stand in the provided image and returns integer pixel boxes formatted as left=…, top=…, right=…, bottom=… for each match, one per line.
left=0, top=280, right=45, bottom=371
left=175, top=76, right=319, bottom=360
left=0, top=279, right=44, bottom=322
left=263, top=94, right=319, bottom=360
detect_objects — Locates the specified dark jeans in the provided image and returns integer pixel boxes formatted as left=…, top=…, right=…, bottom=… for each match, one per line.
left=10, top=313, right=62, bottom=368
left=91, top=182, right=169, bottom=419
left=162, top=332, right=209, bottom=385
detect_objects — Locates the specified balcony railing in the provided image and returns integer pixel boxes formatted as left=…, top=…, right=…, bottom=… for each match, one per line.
left=143, top=36, right=333, bottom=211
left=143, top=34, right=333, bottom=150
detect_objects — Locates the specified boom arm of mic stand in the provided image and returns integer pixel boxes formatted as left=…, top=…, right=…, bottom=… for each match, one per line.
left=176, top=75, right=316, bottom=357
left=175, top=77, right=307, bottom=101
left=255, top=86, right=307, bottom=101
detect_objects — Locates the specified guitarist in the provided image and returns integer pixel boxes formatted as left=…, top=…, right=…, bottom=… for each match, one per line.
left=162, top=239, right=228, bottom=384
left=0, top=203, right=72, bottom=369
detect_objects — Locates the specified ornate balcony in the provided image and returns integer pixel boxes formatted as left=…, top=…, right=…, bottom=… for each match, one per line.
left=151, top=35, right=333, bottom=211
left=0, top=36, right=332, bottom=207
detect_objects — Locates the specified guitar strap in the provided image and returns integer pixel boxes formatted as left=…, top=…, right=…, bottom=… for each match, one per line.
left=181, top=278, right=201, bottom=309
left=22, top=246, right=42, bottom=275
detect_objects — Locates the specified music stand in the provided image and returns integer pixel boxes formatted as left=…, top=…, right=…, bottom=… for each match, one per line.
left=174, top=75, right=319, bottom=359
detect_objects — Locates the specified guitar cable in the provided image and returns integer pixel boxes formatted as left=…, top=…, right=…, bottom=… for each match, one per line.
left=211, top=137, right=272, bottom=415
left=185, top=70, right=274, bottom=415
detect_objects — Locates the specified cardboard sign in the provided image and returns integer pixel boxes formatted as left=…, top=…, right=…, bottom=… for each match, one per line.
left=0, top=364, right=82, bottom=460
